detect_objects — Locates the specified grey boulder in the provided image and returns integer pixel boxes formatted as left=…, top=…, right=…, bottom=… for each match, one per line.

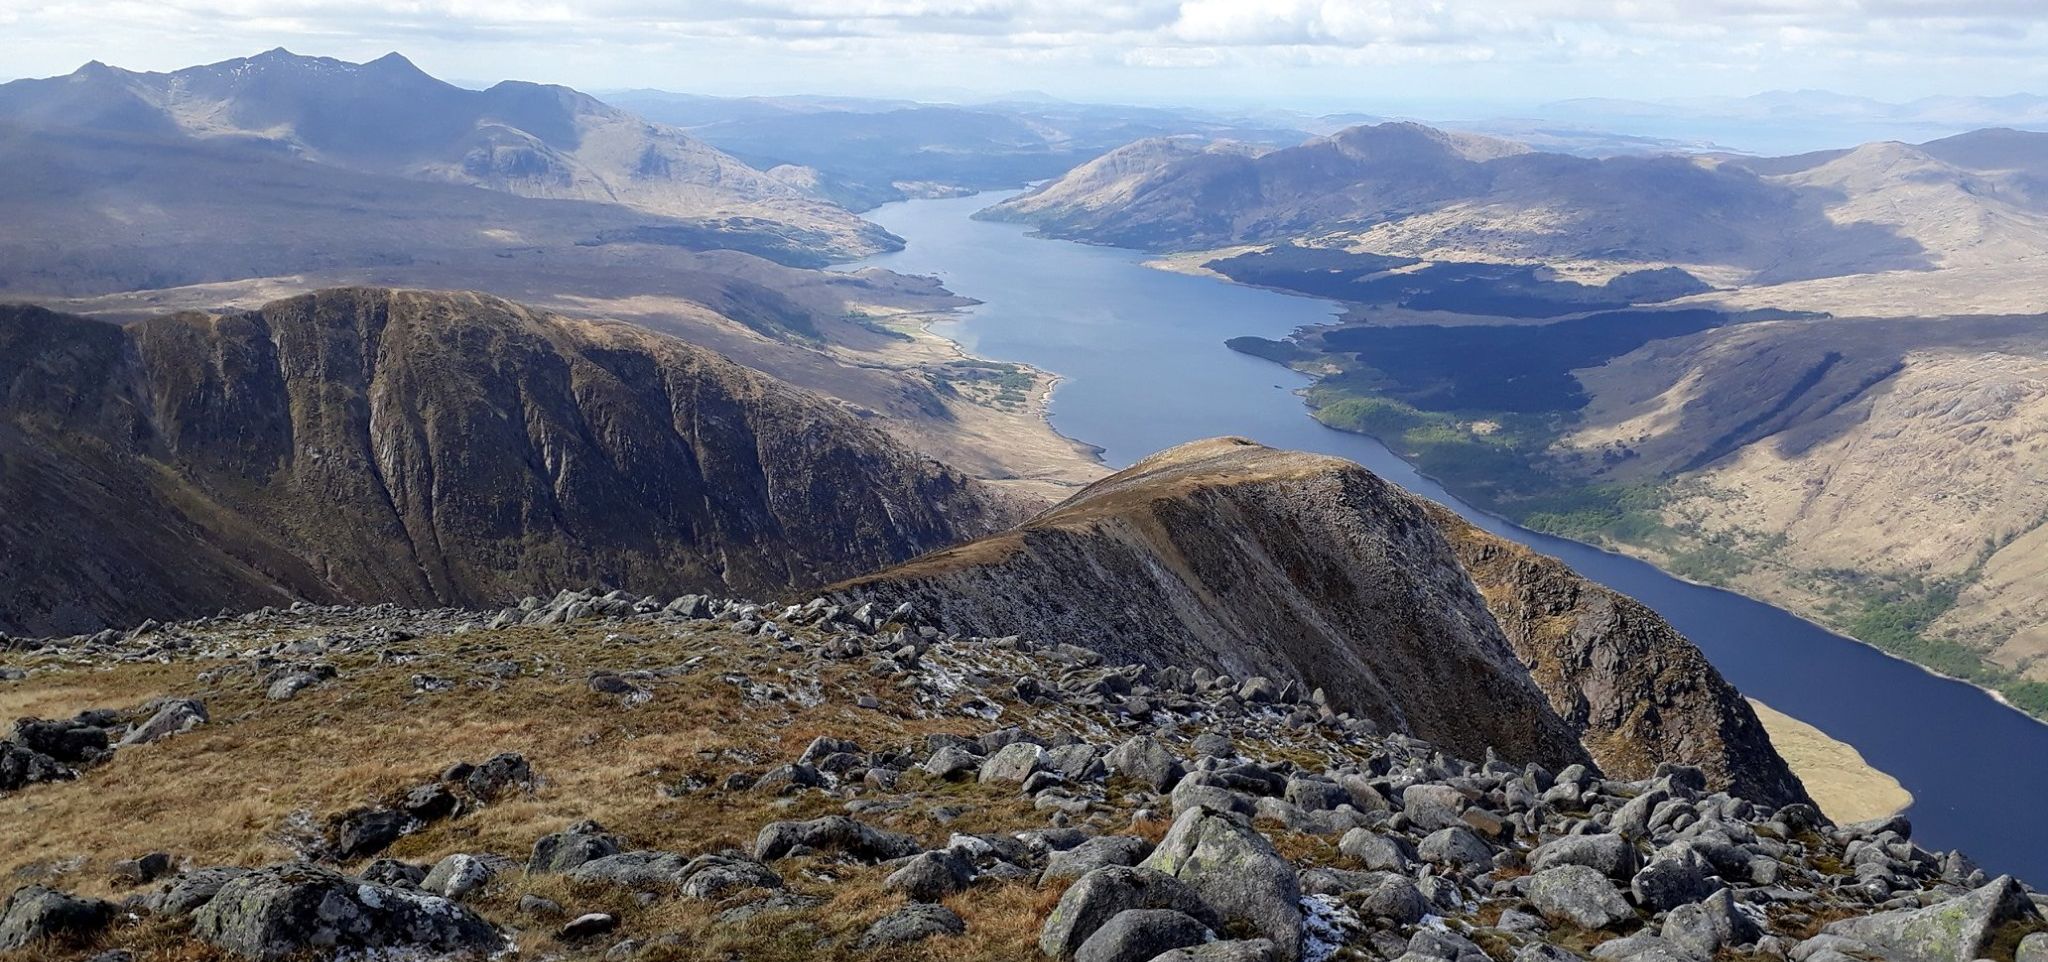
left=1075, top=909, right=1213, bottom=962
left=1043, top=836, right=1156, bottom=883
left=1527, top=864, right=1637, bottom=931
left=885, top=850, right=975, bottom=901
left=1106, top=735, right=1185, bottom=792
left=1824, top=875, right=2044, bottom=962
left=118, top=698, right=209, bottom=746
left=190, top=864, right=503, bottom=960
left=859, top=902, right=965, bottom=948
left=1531, top=833, right=1640, bottom=881
left=0, top=885, right=113, bottom=950
left=1040, top=866, right=1219, bottom=959
left=1661, top=889, right=1760, bottom=958
left=753, top=815, right=921, bottom=863
left=1141, top=806, right=1303, bottom=961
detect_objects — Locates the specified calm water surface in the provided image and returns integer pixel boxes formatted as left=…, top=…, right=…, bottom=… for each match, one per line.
left=847, top=192, right=2048, bottom=883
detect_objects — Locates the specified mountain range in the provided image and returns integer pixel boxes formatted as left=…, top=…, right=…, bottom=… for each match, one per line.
left=983, top=116, right=2048, bottom=721
left=0, top=49, right=896, bottom=262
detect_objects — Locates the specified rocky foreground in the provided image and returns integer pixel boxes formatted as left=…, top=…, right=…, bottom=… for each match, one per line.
left=0, top=591, right=2042, bottom=962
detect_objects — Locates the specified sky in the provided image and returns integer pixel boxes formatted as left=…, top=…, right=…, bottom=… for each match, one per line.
left=3, top=1, right=2046, bottom=112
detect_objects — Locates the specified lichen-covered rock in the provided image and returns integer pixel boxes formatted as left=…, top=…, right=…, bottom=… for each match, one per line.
left=1141, top=806, right=1303, bottom=961
left=148, top=867, right=252, bottom=916
left=189, top=863, right=503, bottom=960
left=1151, top=940, right=1279, bottom=962
left=859, top=902, right=965, bottom=948
left=1107, top=735, right=1185, bottom=792
left=1530, top=833, right=1640, bottom=881
left=1662, top=889, right=1760, bottom=958
left=1044, top=835, right=1155, bottom=883
left=1630, top=850, right=1722, bottom=912
left=753, top=815, right=920, bottom=863
left=530, top=819, right=623, bottom=873
left=885, top=849, right=974, bottom=901
left=118, top=698, right=208, bottom=746
left=1528, top=865, right=1637, bottom=931
left=1075, top=908, right=1213, bottom=962
left=422, top=853, right=513, bottom=900
left=0, top=885, right=113, bottom=950
left=1824, top=875, right=2044, bottom=962
left=1041, top=866, right=1220, bottom=959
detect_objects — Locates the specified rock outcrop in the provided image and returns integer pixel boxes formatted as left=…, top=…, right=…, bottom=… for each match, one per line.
left=830, top=437, right=1591, bottom=769
left=832, top=437, right=1806, bottom=804
left=0, top=288, right=1009, bottom=635
left=1424, top=504, right=1810, bottom=808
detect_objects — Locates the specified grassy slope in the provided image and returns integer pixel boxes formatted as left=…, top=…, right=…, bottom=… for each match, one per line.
left=0, top=607, right=1392, bottom=961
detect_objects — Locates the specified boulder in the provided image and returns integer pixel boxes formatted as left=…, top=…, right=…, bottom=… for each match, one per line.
left=1044, top=836, right=1155, bottom=883
left=1531, top=833, right=1640, bottom=881
left=2018, top=932, right=2047, bottom=962
left=1824, top=875, right=2044, bottom=962
left=190, top=864, right=503, bottom=960
left=330, top=808, right=408, bottom=860
left=1662, top=889, right=1760, bottom=958
left=1040, top=866, right=1219, bottom=959
left=859, top=902, right=965, bottom=948
left=885, top=850, right=974, bottom=901
left=1151, top=940, right=1278, bottom=962
left=0, top=886, right=113, bottom=950
left=1417, top=826, right=1495, bottom=871
left=463, top=753, right=535, bottom=801
left=149, top=866, right=252, bottom=916
left=753, top=815, right=921, bottom=862
left=1075, top=909, right=1213, bottom=962
left=980, top=742, right=1045, bottom=785
left=0, top=742, right=71, bottom=791
left=1630, top=851, right=1722, bottom=912
left=10, top=716, right=109, bottom=763
left=1284, top=777, right=1350, bottom=813
left=677, top=854, right=784, bottom=901
left=421, top=854, right=509, bottom=900
left=118, top=698, right=208, bottom=746
left=1107, top=736, right=1185, bottom=792
left=1339, top=829, right=1414, bottom=872
left=529, top=820, right=624, bottom=873
left=924, top=746, right=982, bottom=780
left=1353, top=874, right=1430, bottom=927
left=1140, top=807, right=1303, bottom=961
left=570, top=850, right=693, bottom=890
left=1527, top=865, right=1637, bottom=931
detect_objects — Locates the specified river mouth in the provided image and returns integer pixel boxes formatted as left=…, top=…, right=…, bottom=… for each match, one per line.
left=848, top=190, right=2048, bottom=884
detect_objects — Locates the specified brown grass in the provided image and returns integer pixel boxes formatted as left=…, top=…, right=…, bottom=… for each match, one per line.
left=0, top=618, right=1123, bottom=960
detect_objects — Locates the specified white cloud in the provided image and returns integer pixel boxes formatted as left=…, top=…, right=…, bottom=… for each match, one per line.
left=0, top=0, right=2043, bottom=103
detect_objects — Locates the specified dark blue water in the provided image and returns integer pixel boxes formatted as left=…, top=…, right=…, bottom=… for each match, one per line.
left=846, top=191, right=2048, bottom=884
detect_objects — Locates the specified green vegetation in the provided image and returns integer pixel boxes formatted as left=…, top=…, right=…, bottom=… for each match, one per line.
left=843, top=311, right=915, bottom=342
left=932, top=360, right=1033, bottom=409
left=1806, top=571, right=2048, bottom=722
left=1310, top=387, right=1674, bottom=547
left=1293, top=345, right=2048, bottom=724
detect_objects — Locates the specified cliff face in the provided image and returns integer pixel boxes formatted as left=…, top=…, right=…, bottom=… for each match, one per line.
left=833, top=437, right=1809, bottom=807
left=0, top=288, right=1007, bottom=635
left=831, top=437, right=1593, bottom=770
left=1420, top=505, right=1810, bottom=808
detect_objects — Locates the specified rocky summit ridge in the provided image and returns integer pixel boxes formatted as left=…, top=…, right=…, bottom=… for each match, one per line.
left=831, top=438, right=1805, bottom=810
left=0, top=592, right=2039, bottom=962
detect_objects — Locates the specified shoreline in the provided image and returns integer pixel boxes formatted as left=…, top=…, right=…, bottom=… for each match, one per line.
left=1292, top=406, right=2048, bottom=732
left=903, top=288, right=1929, bottom=802
left=916, top=229, right=2047, bottom=732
